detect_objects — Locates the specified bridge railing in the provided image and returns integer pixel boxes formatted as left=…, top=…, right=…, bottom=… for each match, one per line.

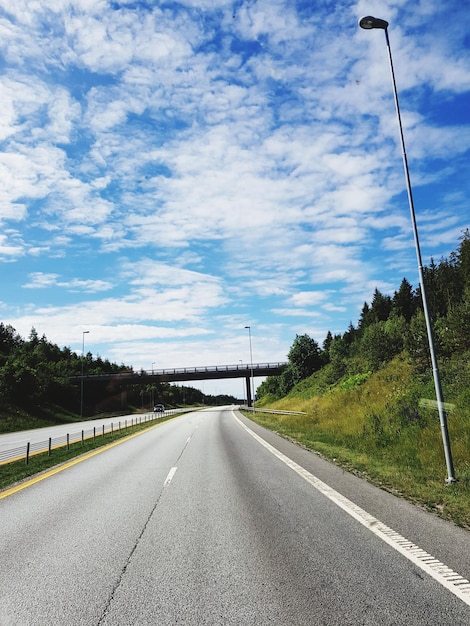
left=143, top=362, right=287, bottom=376
left=71, top=362, right=287, bottom=381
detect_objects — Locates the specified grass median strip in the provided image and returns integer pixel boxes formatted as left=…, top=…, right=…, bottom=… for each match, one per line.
left=0, top=413, right=181, bottom=498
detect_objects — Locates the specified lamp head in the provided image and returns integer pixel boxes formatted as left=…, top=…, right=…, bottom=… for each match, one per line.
left=359, top=16, right=389, bottom=30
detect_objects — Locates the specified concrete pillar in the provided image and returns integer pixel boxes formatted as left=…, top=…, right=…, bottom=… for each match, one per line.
left=245, top=377, right=252, bottom=406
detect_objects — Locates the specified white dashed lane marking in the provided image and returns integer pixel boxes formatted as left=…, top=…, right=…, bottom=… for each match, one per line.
left=164, top=466, right=178, bottom=486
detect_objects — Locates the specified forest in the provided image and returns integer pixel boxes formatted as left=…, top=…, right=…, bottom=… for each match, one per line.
left=258, top=230, right=470, bottom=404
left=0, top=326, right=234, bottom=431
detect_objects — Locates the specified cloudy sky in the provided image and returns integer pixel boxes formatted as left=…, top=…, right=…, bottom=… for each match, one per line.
left=0, top=0, right=469, bottom=395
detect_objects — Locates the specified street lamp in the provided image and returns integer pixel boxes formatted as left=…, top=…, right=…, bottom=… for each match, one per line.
left=80, top=330, right=90, bottom=419
left=245, top=326, right=255, bottom=411
left=359, top=16, right=456, bottom=483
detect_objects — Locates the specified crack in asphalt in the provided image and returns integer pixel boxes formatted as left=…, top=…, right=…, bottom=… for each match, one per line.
left=96, top=421, right=201, bottom=625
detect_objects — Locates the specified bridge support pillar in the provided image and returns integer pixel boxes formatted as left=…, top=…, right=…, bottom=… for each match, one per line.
left=245, top=377, right=252, bottom=407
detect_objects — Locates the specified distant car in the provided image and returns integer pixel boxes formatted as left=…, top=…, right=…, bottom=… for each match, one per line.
left=153, top=404, right=165, bottom=413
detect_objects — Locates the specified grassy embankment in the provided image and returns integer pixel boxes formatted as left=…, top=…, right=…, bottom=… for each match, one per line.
left=252, top=355, right=470, bottom=529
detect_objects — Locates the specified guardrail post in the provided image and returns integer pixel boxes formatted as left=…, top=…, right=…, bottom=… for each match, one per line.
left=93, top=427, right=96, bottom=441
left=48, top=437, right=52, bottom=456
left=67, top=434, right=70, bottom=450
left=82, top=430, right=84, bottom=446
left=25, top=442, right=30, bottom=465
left=102, top=425, right=105, bottom=437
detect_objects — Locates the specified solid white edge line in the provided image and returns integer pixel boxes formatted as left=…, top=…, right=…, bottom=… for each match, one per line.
left=164, top=466, right=178, bottom=486
left=232, top=410, right=470, bottom=608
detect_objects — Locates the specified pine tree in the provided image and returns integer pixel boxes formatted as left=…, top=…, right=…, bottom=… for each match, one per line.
left=392, top=278, right=416, bottom=323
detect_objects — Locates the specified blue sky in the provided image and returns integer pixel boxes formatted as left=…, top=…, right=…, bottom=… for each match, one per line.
left=0, top=0, right=469, bottom=396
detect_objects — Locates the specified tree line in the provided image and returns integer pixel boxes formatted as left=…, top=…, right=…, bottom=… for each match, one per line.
left=0, top=325, right=234, bottom=423
left=258, top=230, right=470, bottom=400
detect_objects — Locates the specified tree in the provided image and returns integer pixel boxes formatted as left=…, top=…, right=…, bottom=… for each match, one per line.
left=434, top=254, right=462, bottom=317
left=437, top=289, right=470, bottom=354
left=392, top=278, right=416, bottom=323
left=287, top=334, right=322, bottom=384
left=370, top=288, right=392, bottom=323
left=358, top=302, right=374, bottom=330
left=404, top=310, right=430, bottom=371
left=457, top=229, right=470, bottom=291
left=421, top=258, right=439, bottom=320
left=0, top=324, right=22, bottom=361
left=343, top=322, right=359, bottom=348
left=384, top=314, right=408, bottom=355
left=257, top=375, right=282, bottom=400
left=322, top=331, right=333, bottom=356
left=360, top=322, right=395, bottom=371
left=279, top=365, right=296, bottom=396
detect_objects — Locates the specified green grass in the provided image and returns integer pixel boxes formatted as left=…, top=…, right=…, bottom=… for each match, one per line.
left=0, top=412, right=181, bottom=493
left=251, top=355, right=470, bottom=529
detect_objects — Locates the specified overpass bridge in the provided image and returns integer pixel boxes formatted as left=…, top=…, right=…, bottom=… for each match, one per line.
left=73, top=362, right=287, bottom=406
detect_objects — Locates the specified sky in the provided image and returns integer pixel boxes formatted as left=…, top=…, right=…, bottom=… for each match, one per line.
left=0, top=0, right=469, bottom=397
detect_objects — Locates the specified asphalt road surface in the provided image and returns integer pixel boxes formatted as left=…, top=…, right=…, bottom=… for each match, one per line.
left=0, top=409, right=185, bottom=463
left=0, top=407, right=468, bottom=625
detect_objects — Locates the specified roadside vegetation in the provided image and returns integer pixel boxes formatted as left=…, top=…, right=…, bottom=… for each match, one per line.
left=254, top=231, right=470, bottom=528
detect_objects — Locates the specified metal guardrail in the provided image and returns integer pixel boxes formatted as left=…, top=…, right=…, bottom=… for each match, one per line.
left=0, top=408, right=194, bottom=466
left=241, top=406, right=306, bottom=415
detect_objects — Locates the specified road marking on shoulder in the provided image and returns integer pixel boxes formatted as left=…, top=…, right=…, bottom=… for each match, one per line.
left=164, top=466, right=177, bottom=486
left=232, top=411, right=470, bottom=607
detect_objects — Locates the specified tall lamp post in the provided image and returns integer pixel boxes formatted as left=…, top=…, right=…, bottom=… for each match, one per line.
left=245, top=326, right=255, bottom=411
left=80, top=330, right=90, bottom=419
left=359, top=16, right=456, bottom=483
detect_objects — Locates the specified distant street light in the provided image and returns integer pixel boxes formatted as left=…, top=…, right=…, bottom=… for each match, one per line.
left=245, top=326, right=255, bottom=411
left=359, top=16, right=456, bottom=483
left=80, top=330, right=90, bottom=419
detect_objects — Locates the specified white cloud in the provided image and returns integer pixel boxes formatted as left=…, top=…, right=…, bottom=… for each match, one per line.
left=0, top=0, right=468, bottom=387
left=290, top=291, right=330, bottom=307
left=22, top=272, right=59, bottom=288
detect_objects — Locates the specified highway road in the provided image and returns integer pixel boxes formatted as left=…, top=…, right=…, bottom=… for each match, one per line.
left=0, top=409, right=186, bottom=463
left=0, top=407, right=469, bottom=625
